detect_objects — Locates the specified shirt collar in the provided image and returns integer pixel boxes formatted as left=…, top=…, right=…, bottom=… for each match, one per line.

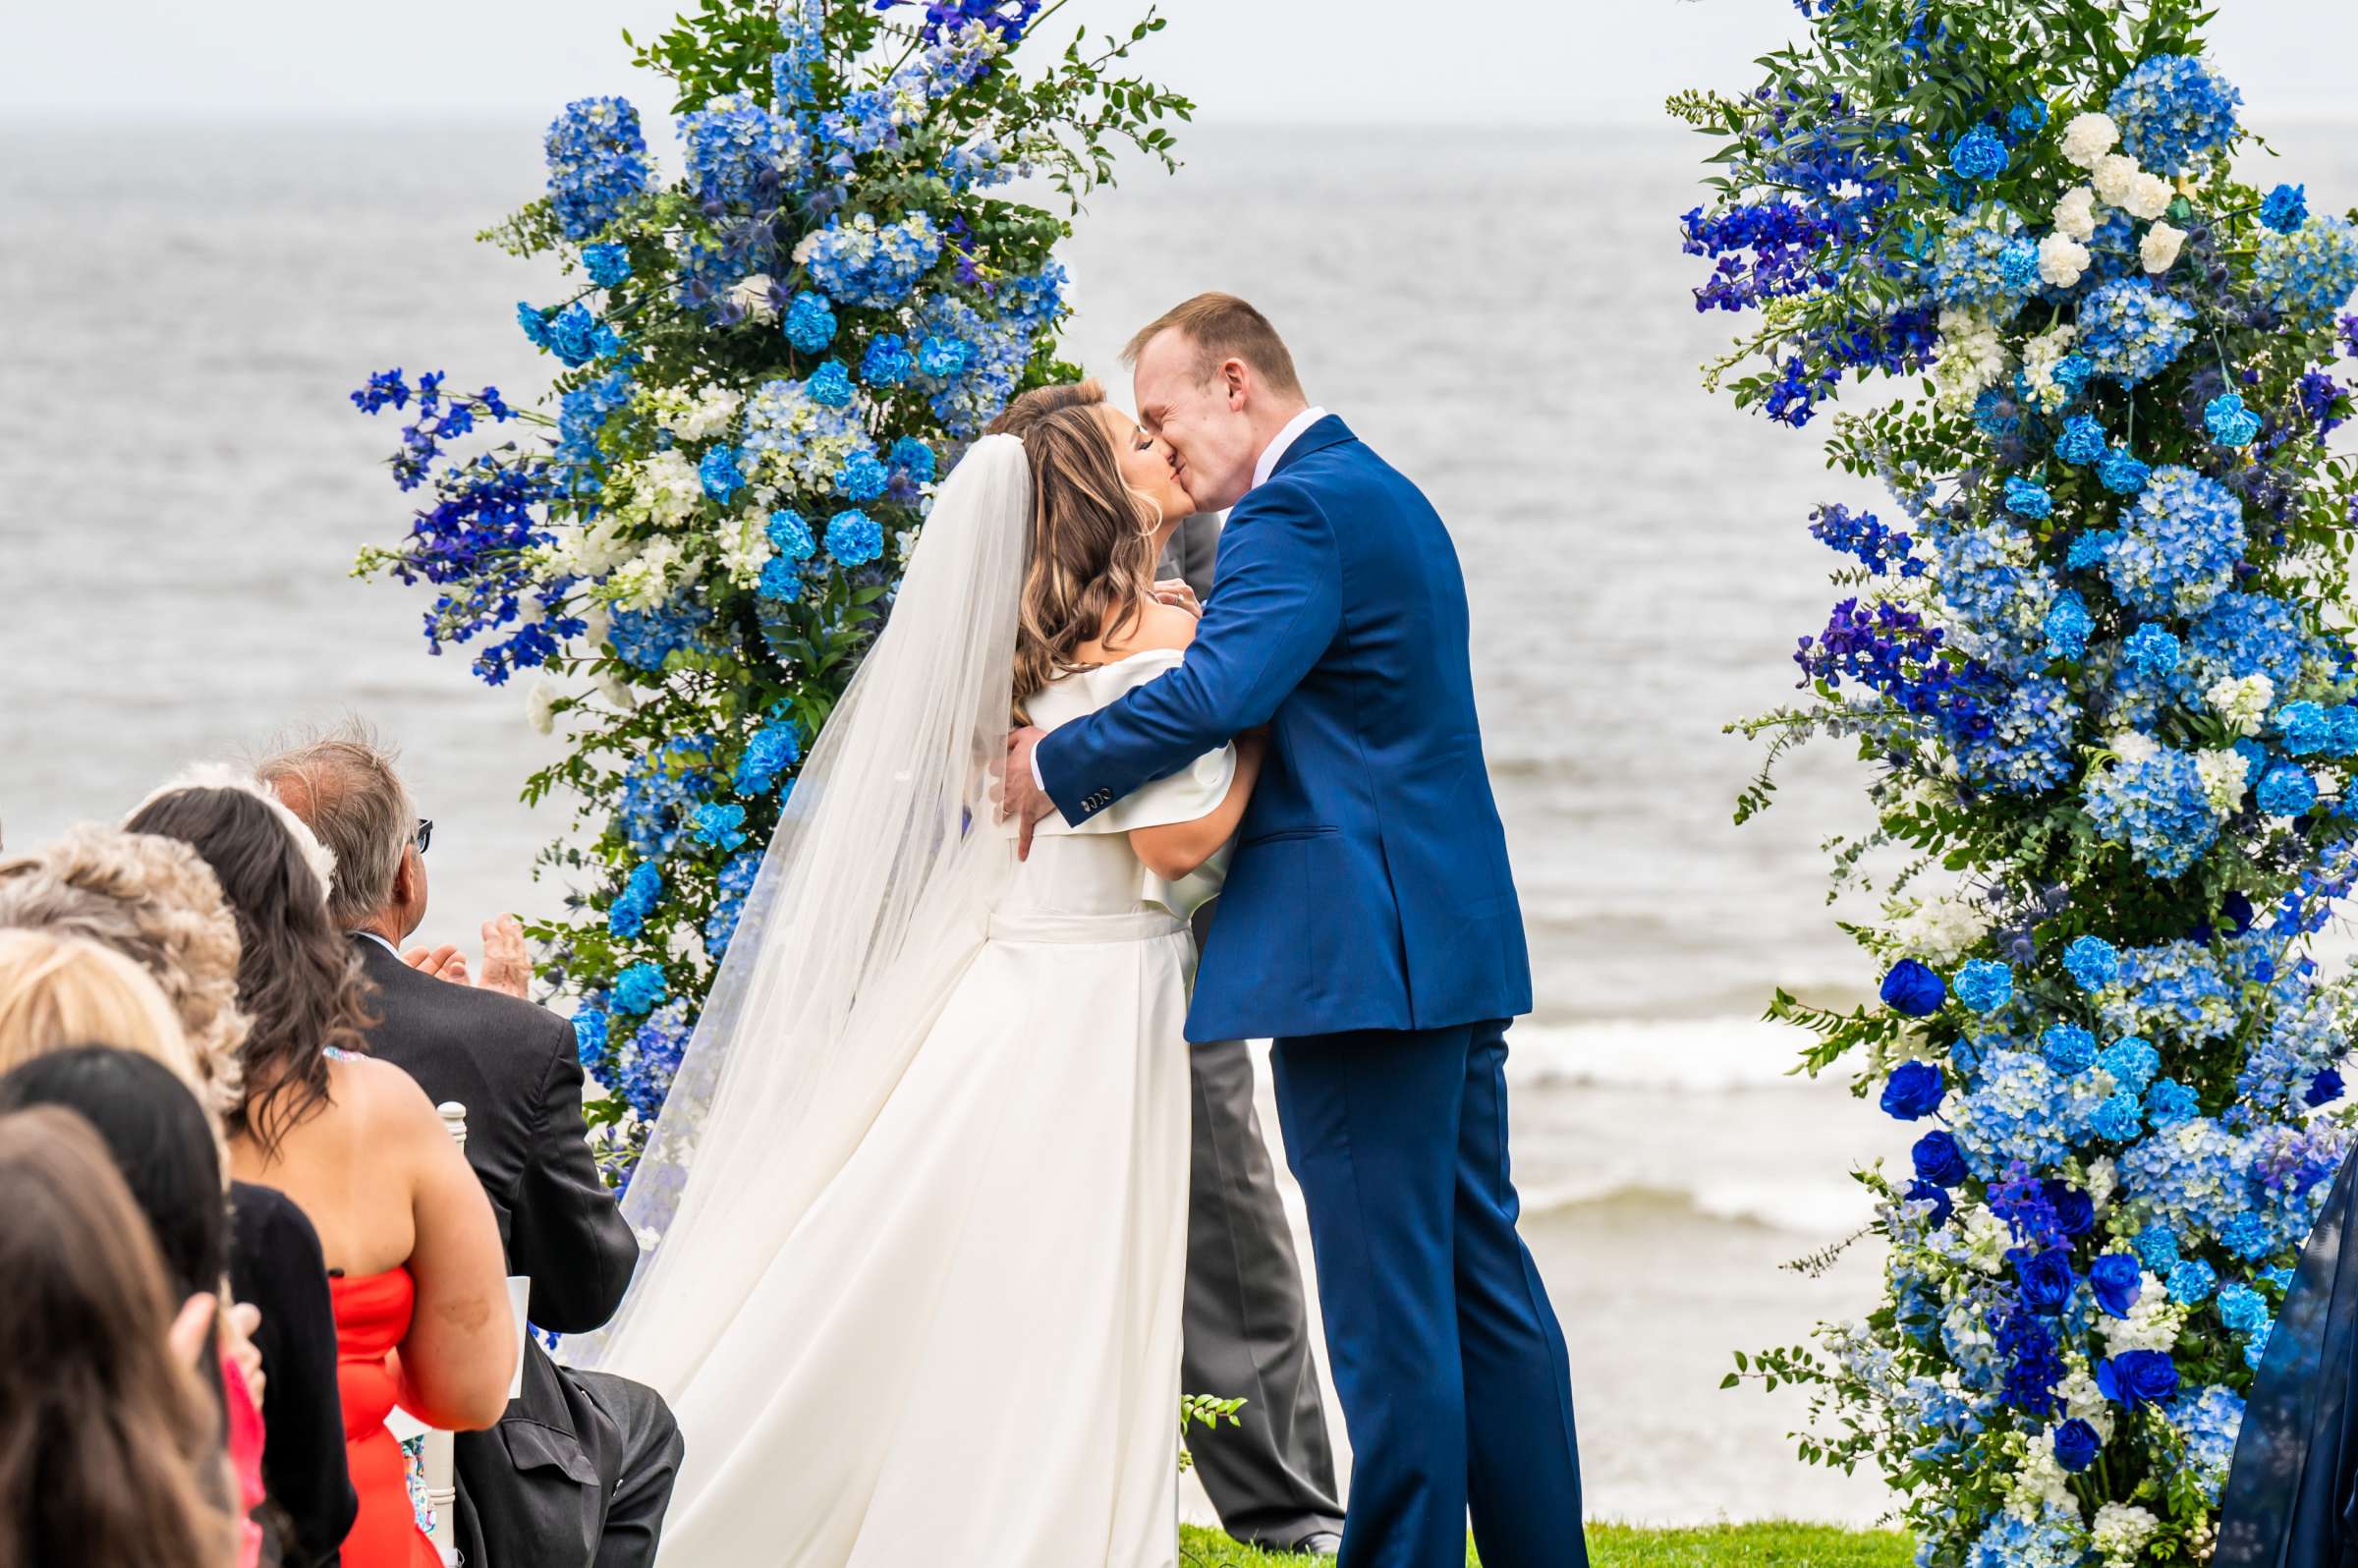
left=351, top=930, right=401, bottom=959
left=1251, top=406, right=1329, bottom=491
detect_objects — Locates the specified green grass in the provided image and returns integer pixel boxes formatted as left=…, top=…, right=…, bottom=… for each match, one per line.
left=1178, top=1522, right=1912, bottom=1567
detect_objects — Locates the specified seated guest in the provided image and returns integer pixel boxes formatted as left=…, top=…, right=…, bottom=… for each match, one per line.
left=0, top=1045, right=272, bottom=1568
left=0, top=1104, right=241, bottom=1568
left=0, top=830, right=357, bottom=1566
left=261, top=732, right=683, bottom=1568
left=127, top=775, right=518, bottom=1568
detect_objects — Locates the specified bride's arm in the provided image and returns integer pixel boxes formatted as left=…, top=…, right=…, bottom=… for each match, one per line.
left=1128, top=731, right=1263, bottom=881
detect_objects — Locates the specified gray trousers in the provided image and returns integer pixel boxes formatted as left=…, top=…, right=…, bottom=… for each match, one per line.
left=1183, top=901, right=1345, bottom=1545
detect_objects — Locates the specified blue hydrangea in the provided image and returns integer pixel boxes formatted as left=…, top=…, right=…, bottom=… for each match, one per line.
left=2003, top=476, right=2052, bottom=520
left=618, top=1000, right=695, bottom=1122
left=807, top=361, right=855, bottom=409
left=2102, top=1035, right=2161, bottom=1092
left=582, top=243, right=633, bottom=288
left=1954, top=960, right=2015, bottom=1014
left=861, top=334, right=916, bottom=386
left=703, top=849, right=764, bottom=956
left=1929, top=210, right=2038, bottom=319
left=544, top=97, right=653, bottom=241
left=612, top=960, right=669, bottom=1015
left=2237, top=988, right=2349, bottom=1118
left=2258, top=761, right=2319, bottom=818
left=1949, top=127, right=2009, bottom=181
left=2084, top=746, right=2222, bottom=878
left=2078, top=278, right=2198, bottom=386
left=2062, top=936, right=2120, bottom=990
left=766, top=508, right=817, bottom=562
left=2187, top=591, right=2330, bottom=695
left=2109, top=54, right=2242, bottom=175
left=614, top=736, right=718, bottom=858
left=1964, top=1503, right=2087, bottom=1568
left=609, top=595, right=715, bottom=673
left=2041, top=590, right=2091, bottom=660
left=2103, top=467, right=2245, bottom=621
left=1949, top=1051, right=2090, bottom=1177
left=2105, top=942, right=2241, bottom=1045
left=888, top=435, right=937, bottom=483
left=2206, top=392, right=2263, bottom=448
left=917, top=335, right=972, bottom=378
left=679, top=93, right=804, bottom=209
left=2098, top=449, right=2152, bottom=495
left=802, top=211, right=945, bottom=308
left=2167, top=1383, right=2246, bottom=1503
left=836, top=451, right=890, bottom=502
left=2218, top=1282, right=2270, bottom=1334
left=2255, top=216, right=2358, bottom=330
left=826, top=508, right=884, bottom=567
left=2041, top=1023, right=2097, bottom=1074
left=784, top=291, right=838, bottom=353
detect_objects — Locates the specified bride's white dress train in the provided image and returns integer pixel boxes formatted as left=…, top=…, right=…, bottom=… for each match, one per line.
left=617, top=649, right=1231, bottom=1567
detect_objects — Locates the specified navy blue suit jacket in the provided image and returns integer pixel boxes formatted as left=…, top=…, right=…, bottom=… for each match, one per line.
left=1038, top=416, right=1532, bottom=1041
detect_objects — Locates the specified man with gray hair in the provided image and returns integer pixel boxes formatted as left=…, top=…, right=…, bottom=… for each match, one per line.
left=260, top=730, right=681, bottom=1568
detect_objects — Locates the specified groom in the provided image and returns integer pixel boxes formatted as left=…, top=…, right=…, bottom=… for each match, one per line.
left=1002, top=295, right=1587, bottom=1567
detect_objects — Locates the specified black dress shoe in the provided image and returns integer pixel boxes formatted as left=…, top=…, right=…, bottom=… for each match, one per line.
left=1285, top=1532, right=1344, bottom=1557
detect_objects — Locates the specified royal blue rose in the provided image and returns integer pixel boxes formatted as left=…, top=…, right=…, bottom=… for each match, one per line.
left=1913, top=1130, right=1970, bottom=1188
left=2089, top=1252, right=2143, bottom=1317
left=2014, top=1247, right=2077, bottom=1315
left=1904, top=1178, right=1954, bottom=1227
left=2051, top=1418, right=2102, bottom=1473
left=1881, top=1060, right=1946, bottom=1121
left=2041, top=1180, right=2095, bottom=1237
left=2308, top=1068, right=2346, bottom=1107
left=1880, top=959, right=1947, bottom=1017
left=2098, top=1349, right=2180, bottom=1409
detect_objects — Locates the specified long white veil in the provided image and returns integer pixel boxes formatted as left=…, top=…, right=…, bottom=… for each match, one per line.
left=569, top=434, right=1028, bottom=1388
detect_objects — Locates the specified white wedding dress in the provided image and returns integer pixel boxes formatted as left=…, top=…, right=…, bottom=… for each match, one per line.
left=567, top=437, right=1237, bottom=1568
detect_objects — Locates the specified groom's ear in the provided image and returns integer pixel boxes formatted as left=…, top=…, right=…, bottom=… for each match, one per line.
left=1221, top=359, right=1251, bottom=409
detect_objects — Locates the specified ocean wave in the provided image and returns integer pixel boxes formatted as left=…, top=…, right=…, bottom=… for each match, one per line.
left=1516, top=1176, right=1880, bottom=1236
left=1502, top=1017, right=1839, bottom=1092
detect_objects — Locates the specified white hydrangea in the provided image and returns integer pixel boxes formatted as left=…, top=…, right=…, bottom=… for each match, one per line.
left=2098, top=1276, right=2185, bottom=1355
left=2207, top=672, right=2277, bottom=737
left=2197, top=747, right=2252, bottom=815
left=526, top=678, right=559, bottom=737
left=1931, top=308, right=2007, bottom=413
left=726, top=273, right=779, bottom=324
left=2091, top=1502, right=2162, bottom=1566
left=2052, top=185, right=2101, bottom=241
left=2061, top=112, right=2120, bottom=169
left=2021, top=323, right=2080, bottom=411
left=2039, top=233, right=2093, bottom=289
left=717, top=510, right=773, bottom=588
left=2141, top=220, right=2187, bottom=274
left=2109, top=729, right=2162, bottom=766
left=656, top=384, right=745, bottom=441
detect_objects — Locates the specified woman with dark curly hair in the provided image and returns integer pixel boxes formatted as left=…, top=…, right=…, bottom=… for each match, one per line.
left=128, top=774, right=517, bottom=1568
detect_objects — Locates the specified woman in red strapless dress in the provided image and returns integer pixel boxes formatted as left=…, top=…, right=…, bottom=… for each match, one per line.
left=333, top=1268, right=441, bottom=1568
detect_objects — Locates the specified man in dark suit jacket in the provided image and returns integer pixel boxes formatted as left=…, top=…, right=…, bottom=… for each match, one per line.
left=1159, top=513, right=1346, bottom=1555
left=261, top=735, right=681, bottom=1568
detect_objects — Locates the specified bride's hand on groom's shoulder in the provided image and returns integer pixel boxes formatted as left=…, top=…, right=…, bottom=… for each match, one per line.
left=998, top=727, right=1054, bottom=860
left=1151, top=578, right=1201, bottom=619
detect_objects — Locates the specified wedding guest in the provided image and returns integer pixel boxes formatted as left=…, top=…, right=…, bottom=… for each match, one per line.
left=0, top=1104, right=241, bottom=1568
left=0, top=829, right=358, bottom=1565
left=261, top=731, right=683, bottom=1568
left=0, top=1046, right=273, bottom=1568
left=127, top=775, right=517, bottom=1568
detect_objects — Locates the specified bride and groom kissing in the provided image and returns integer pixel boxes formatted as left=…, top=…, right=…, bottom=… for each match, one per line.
left=576, top=294, right=1590, bottom=1567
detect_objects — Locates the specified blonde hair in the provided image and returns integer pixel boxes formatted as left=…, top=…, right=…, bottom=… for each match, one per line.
left=985, top=379, right=1163, bottom=717
left=0, top=929, right=199, bottom=1088
left=1120, top=292, right=1304, bottom=398
left=0, top=825, right=248, bottom=1124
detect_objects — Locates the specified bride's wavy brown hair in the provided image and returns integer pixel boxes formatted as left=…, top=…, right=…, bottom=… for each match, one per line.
left=986, top=380, right=1165, bottom=719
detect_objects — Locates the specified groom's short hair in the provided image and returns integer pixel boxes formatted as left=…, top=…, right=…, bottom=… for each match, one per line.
left=1123, top=294, right=1303, bottom=399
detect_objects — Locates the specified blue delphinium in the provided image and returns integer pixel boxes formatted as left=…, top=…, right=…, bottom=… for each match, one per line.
left=2108, top=54, right=2242, bottom=174
left=784, top=291, right=838, bottom=353
left=825, top=509, right=884, bottom=567
left=544, top=97, right=653, bottom=240
left=2078, top=278, right=2198, bottom=386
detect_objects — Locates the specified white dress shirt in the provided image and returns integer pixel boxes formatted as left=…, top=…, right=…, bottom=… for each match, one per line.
left=1029, top=406, right=1331, bottom=792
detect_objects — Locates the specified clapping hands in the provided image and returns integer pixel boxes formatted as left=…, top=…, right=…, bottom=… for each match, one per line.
left=405, top=914, right=533, bottom=998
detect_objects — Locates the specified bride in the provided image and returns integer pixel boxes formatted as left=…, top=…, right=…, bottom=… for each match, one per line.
left=573, top=380, right=1261, bottom=1566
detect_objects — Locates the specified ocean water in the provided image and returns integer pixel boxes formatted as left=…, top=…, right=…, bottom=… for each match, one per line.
left=7, top=115, right=2356, bottom=1527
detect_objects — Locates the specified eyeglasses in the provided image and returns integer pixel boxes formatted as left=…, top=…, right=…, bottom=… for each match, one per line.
left=415, top=818, right=434, bottom=856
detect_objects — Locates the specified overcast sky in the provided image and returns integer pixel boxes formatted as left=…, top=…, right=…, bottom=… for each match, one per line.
left=7, top=0, right=2356, bottom=125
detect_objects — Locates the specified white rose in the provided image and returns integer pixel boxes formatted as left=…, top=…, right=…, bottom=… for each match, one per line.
left=593, top=668, right=638, bottom=711
left=2052, top=186, right=2100, bottom=242
left=2039, top=233, right=2092, bottom=288
left=2124, top=172, right=2173, bottom=221
left=2062, top=112, right=2120, bottom=170
left=2140, top=220, right=2187, bottom=274
left=2093, top=152, right=2145, bottom=210
left=526, top=678, right=559, bottom=737
left=727, top=273, right=778, bottom=323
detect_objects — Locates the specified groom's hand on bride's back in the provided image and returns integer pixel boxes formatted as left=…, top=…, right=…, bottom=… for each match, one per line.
left=1000, top=727, right=1054, bottom=860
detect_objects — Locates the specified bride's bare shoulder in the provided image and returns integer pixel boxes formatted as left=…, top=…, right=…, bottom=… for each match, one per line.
left=1084, top=599, right=1197, bottom=663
